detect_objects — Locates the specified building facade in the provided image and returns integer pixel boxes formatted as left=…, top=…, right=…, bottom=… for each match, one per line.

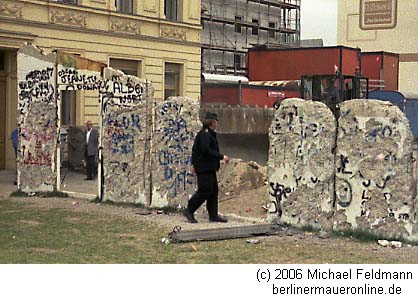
left=337, top=0, right=418, bottom=93
left=201, top=0, right=300, bottom=75
left=0, top=0, right=201, bottom=170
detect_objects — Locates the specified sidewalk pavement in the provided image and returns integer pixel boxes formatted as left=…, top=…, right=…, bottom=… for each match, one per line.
left=0, top=168, right=97, bottom=200
left=0, top=170, right=17, bottom=198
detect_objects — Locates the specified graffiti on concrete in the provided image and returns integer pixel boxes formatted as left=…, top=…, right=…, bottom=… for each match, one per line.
left=18, top=67, right=55, bottom=116
left=58, top=68, right=103, bottom=91
left=106, top=113, right=142, bottom=154
left=20, top=125, right=55, bottom=166
left=268, top=98, right=336, bottom=226
left=17, top=45, right=58, bottom=192
left=334, top=100, right=416, bottom=240
left=269, top=98, right=418, bottom=241
left=101, top=74, right=144, bottom=108
left=101, top=68, right=152, bottom=205
left=152, top=97, right=200, bottom=207
left=269, top=182, right=293, bottom=217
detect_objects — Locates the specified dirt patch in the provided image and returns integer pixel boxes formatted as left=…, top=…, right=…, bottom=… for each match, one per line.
left=65, top=217, right=81, bottom=223
left=18, top=219, right=42, bottom=226
left=117, top=233, right=139, bottom=239
left=30, top=248, right=62, bottom=254
left=71, top=228, right=81, bottom=234
left=1, top=210, right=19, bottom=214
left=219, top=186, right=268, bottom=219
left=218, top=159, right=267, bottom=198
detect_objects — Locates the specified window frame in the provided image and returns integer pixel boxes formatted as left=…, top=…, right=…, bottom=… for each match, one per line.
left=57, top=0, right=79, bottom=5
left=109, top=57, right=142, bottom=77
left=268, top=22, right=276, bottom=39
left=164, top=62, right=183, bottom=100
left=235, top=16, right=243, bottom=34
left=115, top=0, right=134, bottom=14
left=165, top=0, right=180, bottom=22
left=60, top=90, right=77, bottom=127
left=251, top=19, right=259, bottom=35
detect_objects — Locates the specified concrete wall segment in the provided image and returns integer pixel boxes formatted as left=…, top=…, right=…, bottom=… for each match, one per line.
left=151, top=96, right=200, bottom=208
left=101, top=67, right=153, bottom=204
left=335, top=99, right=417, bottom=239
left=267, top=98, right=336, bottom=229
left=17, top=44, right=58, bottom=192
left=267, top=98, right=418, bottom=241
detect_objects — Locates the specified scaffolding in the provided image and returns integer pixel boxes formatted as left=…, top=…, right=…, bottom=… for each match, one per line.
left=201, top=0, right=301, bottom=76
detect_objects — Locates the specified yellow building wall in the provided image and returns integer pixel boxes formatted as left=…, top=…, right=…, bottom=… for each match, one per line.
left=0, top=0, right=201, bottom=170
left=337, top=0, right=418, bottom=93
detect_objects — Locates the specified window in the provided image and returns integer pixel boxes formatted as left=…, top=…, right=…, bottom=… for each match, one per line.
left=109, top=58, right=142, bottom=77
left=164, top=63, right=182, bottom=99
left=115, top=0, right=133, bottom=14
left=61, top=91, right=76, bottom=126
left=268, top=22, right=276, bottom=39
left=252, top=19, right=259, bottom=35
left=165, top=0, right=179, bottom=21
left=234, top=54, right=242, bottom=69
left=58, top=0, right=78, bottom=4
left=235, top=16, right=242, bottom=34
left=0, top=51, right=4, bottom=71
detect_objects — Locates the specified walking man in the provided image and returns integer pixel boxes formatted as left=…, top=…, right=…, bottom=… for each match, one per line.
left=84, top=120, right=98, bottom=180
left=183, top=112, right=230, bottom=223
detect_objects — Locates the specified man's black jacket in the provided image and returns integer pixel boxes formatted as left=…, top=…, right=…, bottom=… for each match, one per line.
left=191, top=128, right=224, bottom=173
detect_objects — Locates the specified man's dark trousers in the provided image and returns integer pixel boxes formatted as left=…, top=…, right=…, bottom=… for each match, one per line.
left=85, top=149, right=97, bottom=180
left=187, top=172, right=219, bottom=218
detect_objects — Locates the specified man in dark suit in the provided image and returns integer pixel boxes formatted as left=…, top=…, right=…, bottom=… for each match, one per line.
left=84, top=120, right=99, bottom=180
left=183, top=112, right=230, bottom=223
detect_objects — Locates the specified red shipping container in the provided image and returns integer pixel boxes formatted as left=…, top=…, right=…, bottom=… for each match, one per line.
left=247, top=46, right=362, bottom=81
left=201, top=84, right=299, bottom=107
left=361, top=52, right=399, bottom=91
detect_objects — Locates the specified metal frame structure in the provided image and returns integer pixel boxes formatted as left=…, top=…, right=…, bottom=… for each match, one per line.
left=201, top=0, right=301, bottom=76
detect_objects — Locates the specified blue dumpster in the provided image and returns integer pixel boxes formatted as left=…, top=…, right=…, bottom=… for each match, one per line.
left=369, top=90, right=418, bottom=139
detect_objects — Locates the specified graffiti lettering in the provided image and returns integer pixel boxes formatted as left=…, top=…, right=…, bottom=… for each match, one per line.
left=160, top=102, right=183, bottom=116
left=269, top=182, right=292, bottom=217
left=158, top=150, right=192, bottom=166
left=106, top=113, right=143, bottom=155
left=399, top=213, right=409, bottom=221
left=362, top=189, right=371, bottom=200
left=18, top=67, right=56, bottom=109
left=20, top=126, right=55, bottom=167
left=160, top=117, right=193, bottom=152
left=365, top=125, right=393, bottom=142
left=336, top=179, right=352, bottom=208
left=165, top=169, right=194, bottom=197
left=376, top=175, right=390, bottom=189
left=337, top=155, right=353, bottom=174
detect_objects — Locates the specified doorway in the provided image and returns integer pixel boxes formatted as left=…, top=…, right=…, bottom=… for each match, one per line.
left=58, top=90, right=99, bottom=197
left=0, top=74, right=6, bottom=170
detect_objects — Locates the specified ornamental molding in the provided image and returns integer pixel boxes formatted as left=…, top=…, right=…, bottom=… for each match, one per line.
left=50, top=9, right=87, bottom=28
left=160, top=26, right=186, bottom=41
left=0, top=1, right=22, bottom=18
left=110, top=18, right=141, bottom=35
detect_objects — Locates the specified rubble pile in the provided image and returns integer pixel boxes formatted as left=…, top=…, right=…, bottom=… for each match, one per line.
left=218, top=158, right=267, bottom=197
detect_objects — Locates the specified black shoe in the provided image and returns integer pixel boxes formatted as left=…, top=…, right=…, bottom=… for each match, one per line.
left=209, top=215, right=228, bottom=223
left=183, top=209, right=198, bottom=223
left=85, top=177, right=93, bottom=181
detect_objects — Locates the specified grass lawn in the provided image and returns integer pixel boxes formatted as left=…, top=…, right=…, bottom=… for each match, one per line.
left=1, top=197, right=417, bottom=264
